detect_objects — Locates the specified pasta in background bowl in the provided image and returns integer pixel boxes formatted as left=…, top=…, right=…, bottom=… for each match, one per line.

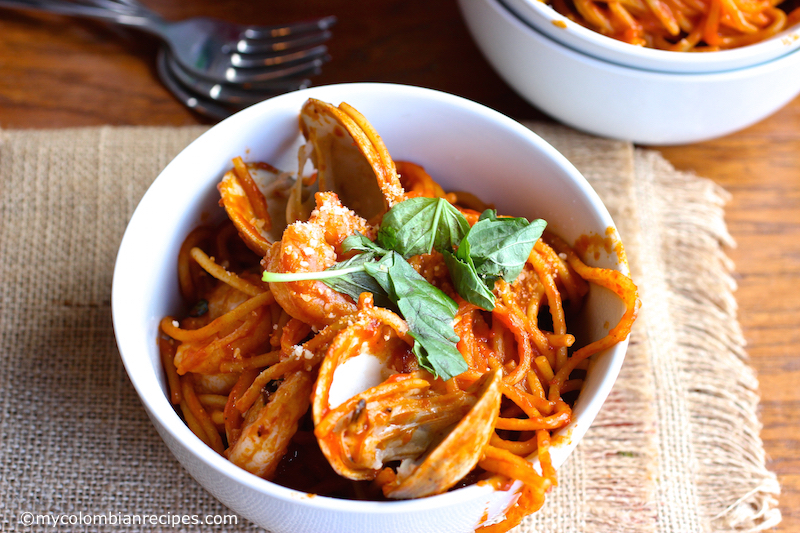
left=112, top=83, right=634, bottom=533
left=502, top=0, right=800, bottom=73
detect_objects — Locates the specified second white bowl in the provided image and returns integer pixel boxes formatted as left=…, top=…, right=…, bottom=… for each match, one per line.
left=460, top=0, right=800, bottom=145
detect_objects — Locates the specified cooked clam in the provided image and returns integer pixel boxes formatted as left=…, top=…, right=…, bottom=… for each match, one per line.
left=381, top=368, right=502, bottom=498
left=218, top=159, right=297, bottom=256
left=311, top=304, right=503, bottom=497
left=219, top=97, right=406, bottom=256
left=299, top=98, right=405, bottom=221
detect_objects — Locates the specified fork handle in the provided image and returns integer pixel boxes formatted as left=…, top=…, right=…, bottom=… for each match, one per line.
left=0, top=0, right=166, bottom=35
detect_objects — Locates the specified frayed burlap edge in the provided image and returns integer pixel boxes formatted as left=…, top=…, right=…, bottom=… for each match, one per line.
left=633, top=150, right=781, bottom=533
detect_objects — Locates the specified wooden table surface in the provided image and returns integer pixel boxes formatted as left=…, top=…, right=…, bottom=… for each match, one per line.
left=1, top=0, right=797, bottom=530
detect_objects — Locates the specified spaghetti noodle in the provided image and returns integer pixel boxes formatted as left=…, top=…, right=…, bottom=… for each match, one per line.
left=549, top=0, right=800, bottom=50
left=158, top=100, right=639, bottom=532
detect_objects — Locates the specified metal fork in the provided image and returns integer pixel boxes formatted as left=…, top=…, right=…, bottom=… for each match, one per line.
left=156, top=46, right=250, bottom=121
left=162, top=46, right=312, bottom=107
left=158, top=43, right=316, bottom=121
left=0, top=0, right=335, bottom=84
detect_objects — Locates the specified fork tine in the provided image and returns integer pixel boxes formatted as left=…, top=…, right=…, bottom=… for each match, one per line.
left=74, top=0, right=143, bottom=14
left=231, top=45, right=328, bottom=69
left=236, top=29, right=333, bottom=54
left=156, top=47, right=236, bottom=121
left=225, top=56, right=325, bottom=84
left=242, top=15, right=337, bottom=40
left=165, top=51, right=309, bottom=106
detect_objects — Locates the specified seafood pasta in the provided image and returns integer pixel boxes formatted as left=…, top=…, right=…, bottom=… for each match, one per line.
left=158, top=99, right=639, bottom=532
left=549, top=0, right=800, bottom=50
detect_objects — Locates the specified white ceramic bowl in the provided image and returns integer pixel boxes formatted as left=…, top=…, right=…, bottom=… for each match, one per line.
left=112, top=82, right=631, bottom=533
left=459, top=0, right=800, bottom=144
left=502, top=0, right=800, bottom=73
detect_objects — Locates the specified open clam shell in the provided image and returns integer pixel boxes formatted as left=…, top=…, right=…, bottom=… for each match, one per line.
left=218, top=160, right=296, bottom=255
left=383, top=368, right=502, bottom=499
left=219, top=96, right=407, bottom=256
left=311, top=309, right=503, bottom=499
left=299, top=98, right=405, bottom=221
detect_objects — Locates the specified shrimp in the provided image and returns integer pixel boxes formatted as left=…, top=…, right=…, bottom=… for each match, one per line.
left=263, top=191, right=374, bottom=330
left=226, top=369, right=314, bottom=480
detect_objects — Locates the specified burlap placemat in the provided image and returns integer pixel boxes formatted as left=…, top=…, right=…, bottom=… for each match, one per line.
left=0, top=124, right=781, bottom=533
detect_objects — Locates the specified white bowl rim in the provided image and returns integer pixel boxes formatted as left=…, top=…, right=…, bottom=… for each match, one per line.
left=112, top=82, right=630, bottom=517
left=498, top=0, right=800, bottom=80
left=501, top=0, right=800, bottom=73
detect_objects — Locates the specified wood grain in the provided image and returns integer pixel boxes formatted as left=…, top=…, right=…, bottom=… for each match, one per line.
left=0, top=0, right=797, bottom=529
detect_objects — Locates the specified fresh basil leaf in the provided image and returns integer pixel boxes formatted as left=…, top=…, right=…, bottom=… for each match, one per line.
left=396, top=292, right=459, bottom=345
left=377, top=197, right=469, bottom=257
left=478, top=209, right=497, bottom=222
left=430, top=199, right=471, bottom=254
left=365, top=251, right=457, bottom=311
left=466, top=212, right=547, bottom=282
left=455, top=232, right=471, bottom=261
left=363, top=252, right=396, bottom=297
left=410, top=332, right=468, bottom=382
left=320, top=254, right=393, bottom=309
left=387, top=254, right=465, bottom=381
left=387, top=253, right=455, bottom=307
left=442, top=250, right=497, bottom=311
left=397, top=297, right=467, bottom=381
left=363, top=251, right=465, bottom=381
left=341, top=232, right=388, bottom=256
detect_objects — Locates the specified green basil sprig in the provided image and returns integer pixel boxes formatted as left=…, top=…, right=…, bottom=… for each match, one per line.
left=444, top=210, right=547, bottom=311
left=365, top=252, right=465, bottom=380
left=262, top=198, right=546, bottom=381
left=377, top=197, right=469, bottom=257
left=263, top=242, right=467, bottom=380
left=322, top=251, right=395, bottom=310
